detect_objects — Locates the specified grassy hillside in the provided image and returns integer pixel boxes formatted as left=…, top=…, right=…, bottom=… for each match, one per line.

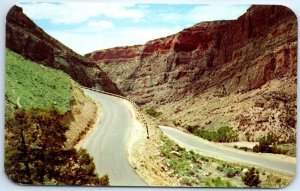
left=5, top=49, right=108, bottom=185
left=5, top=49, right=73, bottom=119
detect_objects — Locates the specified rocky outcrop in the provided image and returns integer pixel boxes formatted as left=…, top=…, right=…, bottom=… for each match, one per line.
left=87, top=5, right=297, bottom=141
left=6, top=5, right=121, bottom=95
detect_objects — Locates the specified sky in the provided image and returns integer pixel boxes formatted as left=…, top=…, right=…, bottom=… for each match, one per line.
left=19, top=3, right=251, bottom=55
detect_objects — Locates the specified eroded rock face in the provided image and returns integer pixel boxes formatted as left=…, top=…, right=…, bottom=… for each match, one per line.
left=87, top=5, right=297, bottom=141
left=6, top=5, right=121, bottom=95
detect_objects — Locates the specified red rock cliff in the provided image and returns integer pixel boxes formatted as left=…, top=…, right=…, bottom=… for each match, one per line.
left=86, top=5, right=297, bottom=141
left=88, top=5, right=296, bottom=102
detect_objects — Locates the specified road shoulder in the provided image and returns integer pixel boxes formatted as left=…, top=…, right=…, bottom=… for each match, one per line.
left=123, top=100, right=180, bottom=186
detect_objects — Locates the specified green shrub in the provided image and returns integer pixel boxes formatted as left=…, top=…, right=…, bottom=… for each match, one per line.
left=242, top=167, right=261, bottom=187
left=205, top=177, right=233, bottom=187
left=254, top=133, right=293, bottom=156
left=216, top=164, right=224, bottom=172
left=274, top=144, right=295, bottom=157
left=194, top=129, right=218, bottom=141
left=216, top=126, right=239, bottom=142
left=253, top=133, right=279, bottom=153
left=194, top=125, right=238, bottom=143
left=225, top=168, right=239, bottom=178
left=271, top=146, right=288, bottom=155
left=145, top=108, right=162, bottom=117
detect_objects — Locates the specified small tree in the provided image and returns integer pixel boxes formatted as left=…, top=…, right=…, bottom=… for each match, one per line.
left=5, top=109, right=66, bottom=184
left=253, top=133, right=278, bottom=153
left=216, top=125, right=238, bottom=142
left=242, top=167, right=261, bottom=187
left=5, top=109, right=108, bottom=185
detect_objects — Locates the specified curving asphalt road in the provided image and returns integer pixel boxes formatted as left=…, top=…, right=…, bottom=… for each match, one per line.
left=80, top=89, right=146, bottom=186
left=79, top=88, right=295, bottom=186
left=160, top=125, right=296, bottom=176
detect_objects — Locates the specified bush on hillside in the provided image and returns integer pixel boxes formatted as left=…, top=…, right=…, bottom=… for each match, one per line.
left=145, top=108, right=162, bottom=118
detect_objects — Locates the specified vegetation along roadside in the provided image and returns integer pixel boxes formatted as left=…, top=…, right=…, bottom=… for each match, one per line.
left=5, top=49, right=109, bottom=185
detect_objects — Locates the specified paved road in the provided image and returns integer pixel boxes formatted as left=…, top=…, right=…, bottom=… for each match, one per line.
left=160, top=126, right=296, bottom=176
left=81, top=89, right=146, bottom=186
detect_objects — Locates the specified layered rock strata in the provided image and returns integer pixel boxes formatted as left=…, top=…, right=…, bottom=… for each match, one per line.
left=87, top=5, right=297, bottom=141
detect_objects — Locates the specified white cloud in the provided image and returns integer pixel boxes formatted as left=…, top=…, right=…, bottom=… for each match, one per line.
left=159, top=5, right=249, bottom=24
left=88, top=21, right=114, bottom=29
left=161, top=13, right=184, bottom=22
left=21, top=2, right=144, bottom=24
left=74, top=20, right=114, bottom=33
left=187, top=5, right=250, bottom=22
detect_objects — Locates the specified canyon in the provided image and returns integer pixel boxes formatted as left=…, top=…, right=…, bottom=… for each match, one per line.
left=4, top=3, right=298, bottom=187
left=86, top=5, right=297, bottom=141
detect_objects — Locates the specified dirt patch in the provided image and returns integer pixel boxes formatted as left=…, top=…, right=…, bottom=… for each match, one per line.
left=62, top=83, right=100, bottom=149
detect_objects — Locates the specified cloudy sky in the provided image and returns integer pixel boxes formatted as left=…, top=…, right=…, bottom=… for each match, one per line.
left=19, top=3, right=250, bottom=55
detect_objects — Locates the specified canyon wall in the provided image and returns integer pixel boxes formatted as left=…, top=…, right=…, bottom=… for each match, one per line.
left=6, top=5, right=121, bottom=95
left=87, top=5, right=297, bottom=141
